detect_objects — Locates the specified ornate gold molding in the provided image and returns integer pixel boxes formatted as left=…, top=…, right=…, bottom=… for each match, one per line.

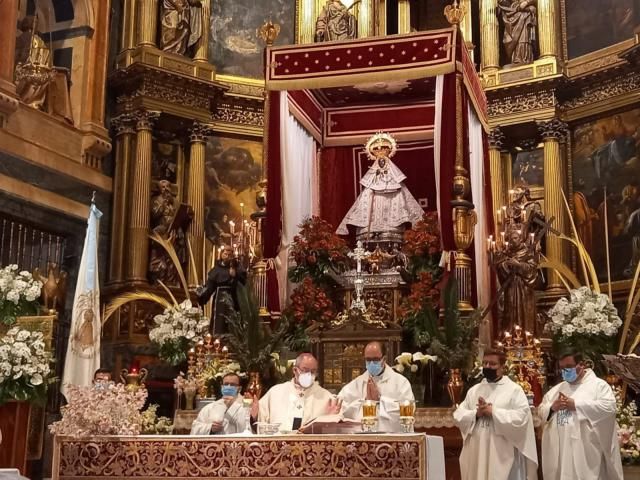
left=487, top=127, right=506, bottom=150
left=562, top=71, right=640, bottom=111
left=488, top=89, right=557, bottom=120
left=565, top=38, right=634, bottom=78
left=537, top=118, right=568, bottom=141
left=0, top=90, right=19, bottom=128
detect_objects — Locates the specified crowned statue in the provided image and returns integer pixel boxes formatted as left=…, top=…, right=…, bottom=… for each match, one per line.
left=336, top=133, right=424, bottom=240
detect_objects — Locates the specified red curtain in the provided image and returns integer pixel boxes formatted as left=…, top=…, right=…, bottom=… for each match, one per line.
left=264, top=90, right=282, bottom=259
left=319, top=147, right=357, bottom=231
left=438, top=73, right=458, bottom=252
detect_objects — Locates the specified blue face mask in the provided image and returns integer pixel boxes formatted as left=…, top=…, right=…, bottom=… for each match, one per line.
left=366, top=360, right=384, bottom=377
left=562, top=367, right=578, bottom=383
left=221, top=385, right=238, bottom=397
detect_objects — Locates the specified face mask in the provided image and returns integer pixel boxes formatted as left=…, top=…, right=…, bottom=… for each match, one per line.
left=221, top=385, right=238, bottom=397
left=482, top=367, right=498, bottom=382
left=366, top=360, right=384, bottom=377
left=562, top=367, right=578, bottom=383
left=297, top=372, right=315, bottom=389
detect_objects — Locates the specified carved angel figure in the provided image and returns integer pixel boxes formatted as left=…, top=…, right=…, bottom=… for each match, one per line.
left=33, top=262, right=68, bottom=312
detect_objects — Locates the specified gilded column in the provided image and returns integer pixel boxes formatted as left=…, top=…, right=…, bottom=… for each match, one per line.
left=138, top=0, right=159, bottom=47
left=127, top=110, right=159, bottom=283
left=121, top=0, right=137, bottom=51
left=109, top=114, right=136, bottom=284
left=193, top=0, right=211, bottom=62
left=537, top=0, right=559, bottom=59
left=359, top=0, right=376, bottom=38
left=297, top=0, right=316, bottom=43
left=460, top=0, right=473, bottom=51
left=187, top=122, right=210, bottom=286
left=398, top=0, right=411, bottom=34
left=539, top=119, right=568, bottom=291
left=0, top=0, right=18, bottom=92
left=488, top=128, right=506, bottom=234
left=480, top=0, right=500, bottom=73
left=453, top=74, right=477, bottom=311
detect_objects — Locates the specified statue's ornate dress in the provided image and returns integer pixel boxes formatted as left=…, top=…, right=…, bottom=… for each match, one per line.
left=336, top=157, right=423, bottom=235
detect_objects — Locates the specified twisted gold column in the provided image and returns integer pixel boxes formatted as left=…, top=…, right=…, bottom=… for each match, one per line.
left=121, top=0, right=137, bottom=51
left=488, top=128, right=506, bottom=234
left=138, top=0, right=159, bottom=47
left=194, top=0, right=211, bottom=62
left=187, top=123, right=210, bottom=286
left=109, top=115, right=136, bottom=284
left=453, top=74, right=476, bottom=311
left=539, top=119, right=568, bottom=291
left=480, top=0, right=500, bottom=73
left=537, top=0, right=559, bottom=59
left=127, top=111, right=159, bottom=283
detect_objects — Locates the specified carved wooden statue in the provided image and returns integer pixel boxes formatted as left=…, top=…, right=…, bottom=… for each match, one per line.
left=314, top=0, right=357, bottom=42
left=33, top=262, right=68, bottom=312
left=497, top=0, right=538, bottom=65
left=160, top=0, right=202, bottom=56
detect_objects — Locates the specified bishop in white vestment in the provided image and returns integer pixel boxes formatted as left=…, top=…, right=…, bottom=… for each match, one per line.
left=539, top=352, right=623, bottom=480
left=254, top=353, right=337, bottom=431
left=453, top=350, right=538, bottom=480
left=191, top=372, right=246, bottom=435
left=338, top=342, right=414, bottom=433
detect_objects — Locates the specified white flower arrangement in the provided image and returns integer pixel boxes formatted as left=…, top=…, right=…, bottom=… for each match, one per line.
left=392, top=351, right=437, bottom=375
left=147, top=300, right=210, bottom=365
left=0, top=326, right=52, bottom=403
left=0, top=264, right=42, bottom=325
left=546, top=286, right=622, bottom=338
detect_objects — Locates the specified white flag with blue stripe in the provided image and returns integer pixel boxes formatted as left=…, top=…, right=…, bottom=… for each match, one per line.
left=61, top=202, right=103, bottom=400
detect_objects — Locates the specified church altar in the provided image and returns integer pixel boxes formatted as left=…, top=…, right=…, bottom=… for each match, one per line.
left=52, top=433, right=445, bottom=480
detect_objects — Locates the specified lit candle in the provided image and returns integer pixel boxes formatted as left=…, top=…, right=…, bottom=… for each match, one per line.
left=500, top=232, right=505, bottom=245
left=529, top=233, right=535, bottom=245
left=522, top=207, right=527, bottom=222
left=234, top=243, right=239, bottom=257
left=496, top=209, right=502, bottom=224
left=222, top=346, right=229, bottom=356
left=229, top=220, right=235, bottom=236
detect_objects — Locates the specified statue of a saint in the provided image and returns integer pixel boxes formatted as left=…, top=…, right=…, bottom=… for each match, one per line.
left=196, top=245, right=247, bottom=334
left=497, top=0, right=537, bottom=66
left=160, top=0, right=202, bottom=56
left=336, top=132, right=423, bottom=237
left=314, top=0, right=357, bottom=42
left=14, top=16, right=53, bottom=109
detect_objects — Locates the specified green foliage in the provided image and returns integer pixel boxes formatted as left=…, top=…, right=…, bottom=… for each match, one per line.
left=222, top=284, right=288, bottom=374
left=157, top=337, right=190, bottom=366
left=0, top=300, right=39, bottom=326
left=402, top=277, right=479, bottom=373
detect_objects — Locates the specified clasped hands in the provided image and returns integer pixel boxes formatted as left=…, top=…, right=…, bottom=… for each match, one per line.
left=366, top=378, right=381, bottom=401
left=551, top=392, right=575, bottom=412
left=476, top=397, right=493, bottom=418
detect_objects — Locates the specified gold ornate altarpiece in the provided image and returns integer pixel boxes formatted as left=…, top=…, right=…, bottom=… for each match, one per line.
left=52, top=434, right=432, bottom=480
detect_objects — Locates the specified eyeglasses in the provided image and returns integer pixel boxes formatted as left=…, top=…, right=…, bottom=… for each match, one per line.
left=295, top=367, right=317, bottom=375
left=222, top=382, right=240, bottom=387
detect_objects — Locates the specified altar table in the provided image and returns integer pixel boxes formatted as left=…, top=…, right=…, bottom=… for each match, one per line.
left=52, top=433, right=445, bottom=480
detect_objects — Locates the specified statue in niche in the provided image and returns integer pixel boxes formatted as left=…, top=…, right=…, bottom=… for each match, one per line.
left=14, top=15, right=53, bottom=109
left=314, top=0, right=357, bottom=42
left=497, top=0, right=538, bottom=66
left=336, top=132, right=423, bottom=237
left=149, top=180, right=192, bottom=285
left=160, top=0, right=203, bottom=56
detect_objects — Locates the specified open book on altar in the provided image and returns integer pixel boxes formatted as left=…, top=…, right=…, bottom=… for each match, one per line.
left=300, top=414, right=362, bottom=434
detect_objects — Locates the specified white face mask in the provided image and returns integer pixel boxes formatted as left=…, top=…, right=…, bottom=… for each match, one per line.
left=297, top=372, right=315, bottom=389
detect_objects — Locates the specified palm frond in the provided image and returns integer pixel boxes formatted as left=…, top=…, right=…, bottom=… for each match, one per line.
left=103, top=292, right=172, bottom=325
left=149, top=232, right=189, bottom=298
left=156, top=279, right=178, bottom=305
left=619, top=261, right=640, bottom=353
left=540, top=257, right=581, bottom=291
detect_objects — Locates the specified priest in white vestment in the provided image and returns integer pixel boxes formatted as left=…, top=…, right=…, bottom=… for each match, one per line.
left=191, top=372, right=246, bottom=434
left=453, top=349, right=538, bottom=480
left=251, top=353, right=339, bottom=432
left=539, top=350, right=623, bottom=480
left=336, top=132, right=423, bottom=236
left=338, top=341, right=414, bottom=433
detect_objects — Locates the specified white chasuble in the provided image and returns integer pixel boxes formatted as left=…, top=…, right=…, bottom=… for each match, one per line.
left=338, top=367, right=414, bottom=433
left=539, top=369, right=623, bottom=480
left=258, top=379, right=333, bottom=432
left=453, top=376, right=538, bottom=480
left=190, top=397, right=246, bottom=435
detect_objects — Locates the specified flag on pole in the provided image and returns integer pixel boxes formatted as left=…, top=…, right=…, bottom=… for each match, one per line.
left=61, top=201, right=103, bottom=400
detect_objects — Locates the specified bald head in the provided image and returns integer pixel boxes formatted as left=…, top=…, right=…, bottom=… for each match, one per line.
left=295, top=353, right=318, bottom=370
left=364, top=342, right=386, bottom=361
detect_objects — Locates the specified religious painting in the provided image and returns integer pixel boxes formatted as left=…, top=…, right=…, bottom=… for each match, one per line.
left=571, top=107, right=640, bottom=282
left=204, top=135, right=263, bottom=246
left=208, top=0, right=295, bottom=79
left=565, top=0, right=640, bottom=59
left=512, top=148, right=544, bottom=189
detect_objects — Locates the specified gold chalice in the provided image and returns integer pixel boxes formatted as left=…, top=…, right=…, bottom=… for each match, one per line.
left=361, top=400, right=379, bottom=432
left=398, top=400, right=416, bottom=433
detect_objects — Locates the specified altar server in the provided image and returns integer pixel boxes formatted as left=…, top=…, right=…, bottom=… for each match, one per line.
left=453, top=349, right=538, bottom=480
left=338, top=341, right=414, bottom=433
left=251, top=353, right=339, bottom=432
left=191, top=372, right=246, bottom=435
left=539, top=350, right=623, bottom=480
